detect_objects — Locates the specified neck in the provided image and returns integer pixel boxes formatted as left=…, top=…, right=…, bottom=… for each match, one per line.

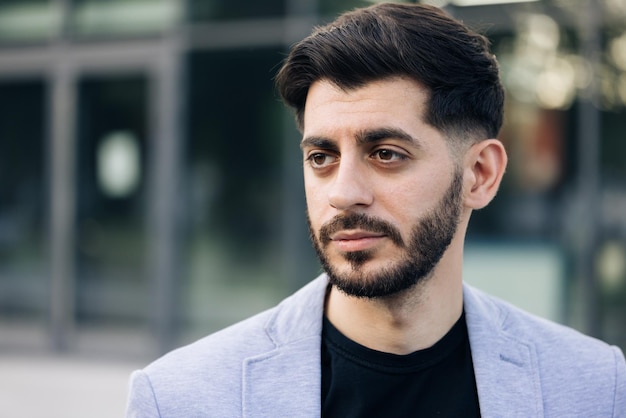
left=324, top=247, right=464, bottom=355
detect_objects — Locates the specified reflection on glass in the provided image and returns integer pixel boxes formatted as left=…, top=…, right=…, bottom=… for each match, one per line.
left=181, top=48, right=290, bottom=341
left=446, top=0, right=538, bottom=5
left=0, top=0, right=61, bottom=41
left=0, top=80, right=46, bottom=318
left=97, top=131, right=141, bottom=199
left=610, top=32, right=626, bottom=71
left=320, top=0, right=370, bottom=17
left=76, top=76, right=148, bottom=325
left=188, top=0, right=284, bottom=21
left=71, top=0, right=179, bottom=37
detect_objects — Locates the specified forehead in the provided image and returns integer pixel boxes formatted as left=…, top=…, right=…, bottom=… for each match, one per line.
left=302, top=77, right=431, bottom=137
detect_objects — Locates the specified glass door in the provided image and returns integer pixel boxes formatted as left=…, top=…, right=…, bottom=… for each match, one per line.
left=74, top=75, right=150, bottom=352
left=0, top=80, right=48, bottom=348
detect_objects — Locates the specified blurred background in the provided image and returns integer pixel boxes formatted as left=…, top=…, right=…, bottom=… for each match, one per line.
left=0, top=0, right=625, bottom=415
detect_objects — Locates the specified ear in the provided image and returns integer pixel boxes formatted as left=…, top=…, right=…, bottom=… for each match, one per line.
left=462, top=139, right=508, bottom=210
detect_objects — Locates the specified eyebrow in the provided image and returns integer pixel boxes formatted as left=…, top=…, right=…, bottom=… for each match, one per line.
left=300, top=136, right=338, bottom=152
left=300, top=127, right=420, bottom=151
left=355, top=127, right=419, bottom=146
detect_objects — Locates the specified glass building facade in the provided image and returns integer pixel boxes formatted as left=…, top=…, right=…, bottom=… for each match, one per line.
left=0, top=0, right=625, bottom=360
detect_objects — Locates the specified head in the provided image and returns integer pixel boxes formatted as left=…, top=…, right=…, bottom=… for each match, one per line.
left=276, top=4, right=507, bottom=298
left=275, top=2, right=504, bottom=146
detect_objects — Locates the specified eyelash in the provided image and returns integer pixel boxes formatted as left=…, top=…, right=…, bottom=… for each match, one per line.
left=305, top=148, right=408, bottom=170
left=371, top=148, right=407, bottom=162
left=306, top=152, right=336, bottom=168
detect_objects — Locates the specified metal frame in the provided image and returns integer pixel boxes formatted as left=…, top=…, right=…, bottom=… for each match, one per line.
left=0, top=35, right=185, bottom=351
left=0, top=0, right=319, bottom=353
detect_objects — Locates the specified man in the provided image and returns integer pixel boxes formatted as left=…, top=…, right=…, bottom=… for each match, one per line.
left=126, top=3, right=626, bottom=417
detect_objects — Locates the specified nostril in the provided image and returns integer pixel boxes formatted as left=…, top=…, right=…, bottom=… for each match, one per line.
left=327, top=175, right=373, bottom=210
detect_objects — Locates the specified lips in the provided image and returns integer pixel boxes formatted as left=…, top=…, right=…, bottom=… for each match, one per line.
left=317, top=213, right=404, bottom=247
left=331, top=230, right=386, bottom=241
left=329, top=230, right=387, bottom=252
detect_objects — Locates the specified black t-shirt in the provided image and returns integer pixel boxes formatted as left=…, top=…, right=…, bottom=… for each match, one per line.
left=321, top=313, right=481, bottom=417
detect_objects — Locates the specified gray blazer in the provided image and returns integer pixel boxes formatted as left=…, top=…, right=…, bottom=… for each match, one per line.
left=126, top=275, right=626, bottom=417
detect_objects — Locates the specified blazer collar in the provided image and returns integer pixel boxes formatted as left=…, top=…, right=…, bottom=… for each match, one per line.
left=242, top=278, right=545, bottom=417
left=242, top=275, right=328, bottom=417
left=464, top=284, right=544, bottom=417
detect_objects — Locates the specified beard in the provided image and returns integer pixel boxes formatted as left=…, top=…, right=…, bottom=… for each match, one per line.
left=308, top=168, right=463, bottom=299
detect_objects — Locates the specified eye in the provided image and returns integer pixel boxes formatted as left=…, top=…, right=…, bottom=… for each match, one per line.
left=372, top=148, right=406, bottom=162
left=306, top=152, right=337, bottom=168
left=376, top=149, right=394, bottom=160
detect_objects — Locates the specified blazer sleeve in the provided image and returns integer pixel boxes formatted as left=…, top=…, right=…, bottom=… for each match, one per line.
left=126, top=370, right=162, bottom=418
left=614, top=346, right=626, bottom=418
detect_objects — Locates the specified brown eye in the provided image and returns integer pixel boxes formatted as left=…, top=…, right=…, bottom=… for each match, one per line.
left=312, top=154, right=328, bottom=166
left=371, top=148, right=407, bottom=164
left=307, top=152, right=336, bottom=168
left=377, top=149, right=394, bottom=160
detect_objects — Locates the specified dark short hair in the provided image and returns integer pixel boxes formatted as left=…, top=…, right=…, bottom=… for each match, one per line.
left=275, top=3, right=504, bottom=142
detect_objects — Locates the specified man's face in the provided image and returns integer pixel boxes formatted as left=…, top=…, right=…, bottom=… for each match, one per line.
left=301, top=78, right=464, bottom=298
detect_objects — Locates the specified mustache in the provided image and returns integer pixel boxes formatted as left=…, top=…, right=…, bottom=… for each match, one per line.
left=318, top=213, right=404, bottom=248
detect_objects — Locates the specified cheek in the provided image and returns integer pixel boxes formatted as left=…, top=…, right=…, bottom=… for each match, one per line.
left=304, top=180, right=326, bottom=227
left=376, top=178, right=444, bottom=222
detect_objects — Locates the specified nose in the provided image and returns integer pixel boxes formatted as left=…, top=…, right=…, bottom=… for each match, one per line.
left=328, top=158, right=374, bottom=210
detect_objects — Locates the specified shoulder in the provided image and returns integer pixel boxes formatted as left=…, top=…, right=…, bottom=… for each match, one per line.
left=144, top=275, right=328, bottom=378
left=127, top=308, right=277, bottom=417
left=126, top=276, right=329, bottom=417
left=465, top=284, right=626, bottom=415
left=466, top=284, right=618, bottom=360
left=147, top=307, right=276, bottom=378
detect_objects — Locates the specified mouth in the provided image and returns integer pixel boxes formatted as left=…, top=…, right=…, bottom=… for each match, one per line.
left=329, top=230, right=386, bottom=252
left=315, top=212, right=405, bottom=249
left=331, top=230, right=386, bottom=241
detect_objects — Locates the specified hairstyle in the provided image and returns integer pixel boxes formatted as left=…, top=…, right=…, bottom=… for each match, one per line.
left=275, top=3, right=504, bottom=143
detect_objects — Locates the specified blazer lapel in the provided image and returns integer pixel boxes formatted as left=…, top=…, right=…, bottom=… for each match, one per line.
left=242, top=336, right=321, bottom=418
left=240, top=278, right=544, bottom=417
left=464, top=284, right=544, bottom=418
left=242, top=276, right=328, bottom=418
